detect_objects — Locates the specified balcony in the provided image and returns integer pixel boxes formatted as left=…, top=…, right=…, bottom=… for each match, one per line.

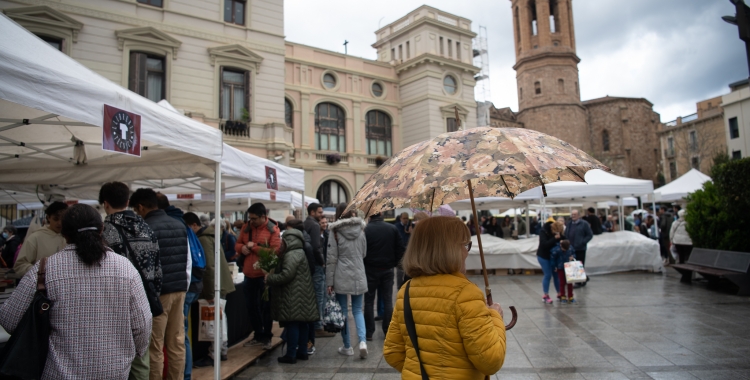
left=220, top=120, right=249, bottom=138
left=666, top=148, right=675, bottom=158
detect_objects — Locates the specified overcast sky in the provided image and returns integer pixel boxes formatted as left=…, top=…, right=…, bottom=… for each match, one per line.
left=284, top=0, right=747, bottom=122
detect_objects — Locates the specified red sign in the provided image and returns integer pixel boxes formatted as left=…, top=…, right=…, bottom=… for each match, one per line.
left=103, top=104, right=141, bottom=157
left=177, top=194, right=194, bottom=199
left=265, top=166, right=278, bottom=190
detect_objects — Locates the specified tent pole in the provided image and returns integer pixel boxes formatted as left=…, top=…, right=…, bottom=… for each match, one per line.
left=302, top=193, right=306, bottom=219
left=619, top=198, right=623, bottom=232
left=214, top=161, right=222, bottom=379
left=525, top=201, right=530, bottom=238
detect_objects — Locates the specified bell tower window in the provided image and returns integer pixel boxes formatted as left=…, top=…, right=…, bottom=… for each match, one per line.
left=534, top=81, right=541, bottom=95
left=529, top=1, right=538, bottom=36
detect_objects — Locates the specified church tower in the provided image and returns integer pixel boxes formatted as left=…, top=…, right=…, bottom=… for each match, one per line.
left=511, top=0, right=590, bottom=152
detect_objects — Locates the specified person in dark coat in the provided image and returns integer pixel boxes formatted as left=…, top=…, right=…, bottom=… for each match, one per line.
left=565, top=209, right=593, bottom=287
left=1, top=225, right=20, bottom=268
left=302, top=203, right=330, bottom=339
left=537, top=218, right=563, bottom=304
left=363, top=213, right=405, bottom=341
left=658, top=207, right=674, bottom=265
left=585, top=207, right=603, bottom=235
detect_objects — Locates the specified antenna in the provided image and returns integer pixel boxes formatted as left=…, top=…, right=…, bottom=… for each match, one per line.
left=473, top=25, right=491, bottom=127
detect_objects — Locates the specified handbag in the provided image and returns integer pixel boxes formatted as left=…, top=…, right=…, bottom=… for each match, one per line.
left=322, top=292, right=345, bottom=333
left=563, top=260, right=587, bottom=284
left=404, top=281, right=429, bottom=380
left=0, top=257, right=53, bottom=379
left=114, top=225, right=163, bottom=317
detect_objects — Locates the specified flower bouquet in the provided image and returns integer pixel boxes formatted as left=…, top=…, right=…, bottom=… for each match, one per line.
left=253, top=245, right=278, bottom=301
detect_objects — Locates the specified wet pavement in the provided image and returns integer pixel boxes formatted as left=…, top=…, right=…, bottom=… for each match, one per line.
left=237, top=269, right=750, bottom=379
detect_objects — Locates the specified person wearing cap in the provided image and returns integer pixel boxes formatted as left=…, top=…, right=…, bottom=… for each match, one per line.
left=14, top=201, right=68, bottom=276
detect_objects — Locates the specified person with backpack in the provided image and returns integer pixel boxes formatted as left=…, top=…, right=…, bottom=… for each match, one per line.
left=156, top=193, right=206, bottom=379
left=99, top=182, right=162, bottom=380
left=235, top=203, right=281, bottom=350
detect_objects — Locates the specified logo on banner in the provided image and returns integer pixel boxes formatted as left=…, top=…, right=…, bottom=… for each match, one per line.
left=177, top=194, right=194, bottom=199
left=103, top=104, right=141, bottom=157
left=265, top=166, right=278, bottom=190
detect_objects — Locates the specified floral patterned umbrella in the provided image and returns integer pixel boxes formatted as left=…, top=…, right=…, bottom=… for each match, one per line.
left=346, top=127, right=609, bottom=330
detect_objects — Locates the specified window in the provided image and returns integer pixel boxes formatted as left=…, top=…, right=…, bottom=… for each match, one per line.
left=689, top=130, right=698, bottom=151
left=447, top=117, right=459, bottom=133
left=323, top=73, right=336, bottom=89
left=669, top=161, right=677, bottom=180
left=733, top=150, right=742, bottom=160
left=549, top=0, right=559, bottom=33
left=575, top=81, right=579, bottom=96
left=729, top=117, right=740, bottom=139
left=443, top=75, right=457, bottom=95
left=602, top=130, right=610, bottom=152
left=391, top=48, right=395, bottom=61
left=129, top=52, right=165, bottom=102
left=38, top=35, right=63, bottom=51
left=447, top=39, right=453, bottom=58
left=557, top=79, right=564, bottom=94
left=315, top=103, right=345, bottom=152
left=220, top=68, right=249, bottom=121
left=667, top=136, right=675, bottom=156
left=366, top=111, right=392, bottom=156
left=691, top=156, right=700, bottom=170
left=534, top=81, right=541, bottom=95
left=439, top=37, right=444, bottom=55
left=284, top=99, right=293, bottom=129
left=137, top=0, right=163, bottom=6
left=372, top=82, right=383, bottom=97
left=530, top=1, right=538, bottom=36
left=398, top=44, right=403, bottom=61
left=519, top=87, right=523, bottom=100
left=456, top=42, right=461, bottom=60
left=224, top=0, right=245, bottom=26
left=406, top=41, right=411, bottom=59
left=316, top=180, right=348, bottom=208
left=637, top=168, right=642, bottom=177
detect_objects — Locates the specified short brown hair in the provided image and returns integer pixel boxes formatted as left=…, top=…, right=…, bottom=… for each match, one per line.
left=551, top=221, right=564, bottom=234
left=560, top=240, right=570, bottom=250
left=402, top=216, right=469, bottom=278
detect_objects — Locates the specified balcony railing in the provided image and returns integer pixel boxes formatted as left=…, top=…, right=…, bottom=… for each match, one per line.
left=220, top=120, right=249, bottom=138
left=666, top=148, right=675, bottom=158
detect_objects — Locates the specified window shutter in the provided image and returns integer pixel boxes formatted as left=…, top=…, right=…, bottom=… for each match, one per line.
left=128, top=52, right=138, bottom=93
left=219, top=66, right=224, bottom=119
left=129, top=53, right=147, bottom=97
left=245, top=70, right=251, bottom=123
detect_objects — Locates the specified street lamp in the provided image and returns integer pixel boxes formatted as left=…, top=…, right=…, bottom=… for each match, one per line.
left=723, top=0, right=750, bottom=77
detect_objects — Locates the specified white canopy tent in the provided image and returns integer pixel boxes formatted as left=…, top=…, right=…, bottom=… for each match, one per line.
left=644, top=168, right=711, bottom=203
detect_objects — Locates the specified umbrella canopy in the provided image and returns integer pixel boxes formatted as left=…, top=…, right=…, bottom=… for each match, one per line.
left=347, top=127, right=608, bottom=217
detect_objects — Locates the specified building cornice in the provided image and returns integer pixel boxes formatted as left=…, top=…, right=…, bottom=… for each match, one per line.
left=284, top=85, right=401, bottom=109
left=656, top=113, right=725, bottom=136
left=512, top=51, right=581, bottom=70
left=373, top=16, right=476, bottom=48
left=284, top=57, right=398, bottom=83
left=400, top=93, right=477, bottom=109
left=517, top=102, right=587, bottom=114
left=583, top=96, right=654, bottom=108
left=4, top=5, right=83, bottom=41
left=375, top=4, right=471, bottom=35
left=285, top=41, right=393, bottom=69
left=395, top=53, right=480, bottom=75
left=4, top=0, right=286, bottom=55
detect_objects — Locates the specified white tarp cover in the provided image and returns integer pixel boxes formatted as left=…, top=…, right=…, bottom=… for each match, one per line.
left=465, top=231, right=663, bottom=275
left=0, top=15, right=223, bottom=185
left=451, top=170, right=654, bottom=210
left=648, top=169, right=711, bottom=202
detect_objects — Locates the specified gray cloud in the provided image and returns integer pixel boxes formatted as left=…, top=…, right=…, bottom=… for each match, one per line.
left=285, top=0, right=747, bottom=121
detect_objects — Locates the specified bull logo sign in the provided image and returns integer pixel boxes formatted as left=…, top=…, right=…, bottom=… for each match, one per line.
left=103, top=104, right=141, bottom=157
left=265, top=166, right=278, bottom=191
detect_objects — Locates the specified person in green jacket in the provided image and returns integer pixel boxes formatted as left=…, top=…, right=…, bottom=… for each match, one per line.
left=266, top=226, right=319, bottom=364
left=183, top=213, right=236, bottom=367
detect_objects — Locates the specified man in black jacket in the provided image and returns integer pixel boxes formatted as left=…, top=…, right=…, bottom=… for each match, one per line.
left=131, top=188, right=188, bottom=380
left=303, top=203, right=331, bottom=339
left=658, top=207, right=674, bottom=265
left=585, top=207, right=603, bottom=235
left=363, top=213, right=405, bottom=340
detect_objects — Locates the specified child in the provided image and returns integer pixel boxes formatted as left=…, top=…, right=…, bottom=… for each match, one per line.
left=551, top=239, right=577, bottom=304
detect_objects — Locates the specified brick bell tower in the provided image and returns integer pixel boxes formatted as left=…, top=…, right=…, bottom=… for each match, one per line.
left=511, top=0, right=591, bottom=152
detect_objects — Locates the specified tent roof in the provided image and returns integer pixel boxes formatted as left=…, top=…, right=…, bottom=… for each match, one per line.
left=0, top=14, right=223, bottom=186
left=652, top=169, right=711, bottom=202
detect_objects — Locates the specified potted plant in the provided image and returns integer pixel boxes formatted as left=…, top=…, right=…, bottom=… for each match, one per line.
left=326, top=153, right=341, bottom=165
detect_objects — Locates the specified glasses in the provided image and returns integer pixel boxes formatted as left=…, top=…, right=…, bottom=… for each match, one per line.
left=464, top=242, right=472, bottom=251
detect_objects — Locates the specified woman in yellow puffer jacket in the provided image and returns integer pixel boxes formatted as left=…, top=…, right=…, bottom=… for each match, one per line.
left=384, top=216, right=506, bottom=380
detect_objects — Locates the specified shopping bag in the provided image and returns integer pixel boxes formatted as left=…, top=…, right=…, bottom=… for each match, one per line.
left=563, top=260, right=587, bottom=284
left=670, top=244, right=679, bottom=262
left=322, top=292, right=345, bottom=333
left=198, top=299, right=228, bottom=342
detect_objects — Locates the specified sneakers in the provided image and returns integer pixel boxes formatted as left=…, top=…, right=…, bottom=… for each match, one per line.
left=262, top=341, right=273, bottom=350
left=244, top=339, right=263, bottom=347
left=307, top=342, right=316, bottom=355
left=542, top=295, right=553, bottom=304
left=359, top=341, right=368, bottom=359
left=560, top=297, right=568, bottom=304
left=338, top=346, right=354, bottom=356
left=568, top=298, right=577, bottom=304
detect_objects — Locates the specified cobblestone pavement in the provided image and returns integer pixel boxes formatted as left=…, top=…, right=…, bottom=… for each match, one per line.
left=237, top=270, right=750, bottom=380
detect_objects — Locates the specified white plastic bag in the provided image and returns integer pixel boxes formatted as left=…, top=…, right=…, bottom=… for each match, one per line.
left=198, top=299, right=228, bottom=342
left=670, top=244, right=679, bottom=262
left=322, top=292, right=345, bottom=333
left=564, top=260, right=587, bottom=284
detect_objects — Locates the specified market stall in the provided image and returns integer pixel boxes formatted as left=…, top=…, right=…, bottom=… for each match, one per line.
left=644, top=168, right=711, bottom=203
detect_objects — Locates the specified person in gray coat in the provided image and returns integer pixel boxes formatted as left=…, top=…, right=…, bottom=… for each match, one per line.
left=326, top=205, right=369, bottom=359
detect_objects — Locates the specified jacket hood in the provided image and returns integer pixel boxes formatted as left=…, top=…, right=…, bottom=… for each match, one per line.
left=105, top=210, right=142, bottom=235
left=328, top=217, right=365, bottom=241
left=163, top=206, right=185, bottom=222
left=282, top=228, right=304, bottom=251
left=198, top=225, right=216, bottom=237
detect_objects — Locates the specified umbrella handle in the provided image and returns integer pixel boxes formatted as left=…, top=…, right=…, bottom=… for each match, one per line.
left=486, top=294, right=518, bottom=330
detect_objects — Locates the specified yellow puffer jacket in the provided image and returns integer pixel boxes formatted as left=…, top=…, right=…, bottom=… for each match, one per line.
left=384, top=273, right=506, bottom=380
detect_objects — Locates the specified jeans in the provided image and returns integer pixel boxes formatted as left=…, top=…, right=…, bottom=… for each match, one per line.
left=244, top=276, right=273, bottom=342
left=364, top=267, right=394, bottom=338
left=183, top=291, right=200, bottom=380
left=336, top=293, right=366, bottom=349
left=283, top=322, right=309, bottom=359
left=312, top=265, right=326, bottom=330
left=538, top=256, right=559, bottom=295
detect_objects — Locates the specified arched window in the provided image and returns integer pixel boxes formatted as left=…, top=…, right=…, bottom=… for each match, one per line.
left=602, top=130, right=610, bottom=152
left=316, top=180, right=348, bottom=208
left=284, top=98, right=293, bottom=129
left=447, top=117, right=459, bottom=133
left=529, top=0, right=538, bottom=36
left=534, top=81, right=541, bottom=95
left=557, top=79, right=564, bottom=93
left=366, top=110, right=392, bottom=156
left=315, top=102, right=345, bottom=152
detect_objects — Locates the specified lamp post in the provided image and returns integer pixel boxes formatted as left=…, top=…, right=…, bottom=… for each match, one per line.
left=723, top=0, right=750, bottom=77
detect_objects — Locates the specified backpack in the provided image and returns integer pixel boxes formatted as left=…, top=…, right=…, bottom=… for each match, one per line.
left=187, top=227, right=206, bottom=270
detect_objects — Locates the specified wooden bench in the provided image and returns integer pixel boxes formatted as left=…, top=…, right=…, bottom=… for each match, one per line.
left=672, top=248, right=750, bottom=296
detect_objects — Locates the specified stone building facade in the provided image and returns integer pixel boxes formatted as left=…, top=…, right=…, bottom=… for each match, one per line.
left=657, top=97, right=726, bottom=181
left=1, top=1, right=479, bottom=207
